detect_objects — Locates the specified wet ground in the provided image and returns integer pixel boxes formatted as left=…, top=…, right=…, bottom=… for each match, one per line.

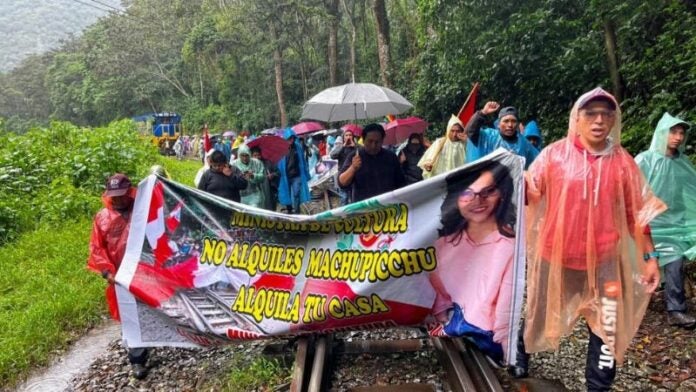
left=14, top=322, right=119, bottom=392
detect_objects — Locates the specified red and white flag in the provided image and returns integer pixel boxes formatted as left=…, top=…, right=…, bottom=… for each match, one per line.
left=145, top=182, right=173, bottom=266
left=166, top=201, right=183, bottom=232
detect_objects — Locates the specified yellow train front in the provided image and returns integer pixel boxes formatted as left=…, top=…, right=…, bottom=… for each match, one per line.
left=151, top=112, right=183, bottom=155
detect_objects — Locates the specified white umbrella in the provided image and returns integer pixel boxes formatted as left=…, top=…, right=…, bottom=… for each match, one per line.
left=301, top=83, right=413, bottom=122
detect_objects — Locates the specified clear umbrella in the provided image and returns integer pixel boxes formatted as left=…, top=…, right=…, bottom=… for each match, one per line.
left=301, top=83, right=413, bottom=123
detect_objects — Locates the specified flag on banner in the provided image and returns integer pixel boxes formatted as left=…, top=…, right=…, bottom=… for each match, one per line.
left=457, top=83, right=480, bottom=125
left=117, top=149, right=526, bottom=365
left=145, top=182, right=173, bottom=266
left=166, top=201, right=183, bottom=232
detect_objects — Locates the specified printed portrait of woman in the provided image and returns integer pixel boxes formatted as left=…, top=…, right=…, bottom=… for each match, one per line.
left=429, top=160, right=517, bottom=364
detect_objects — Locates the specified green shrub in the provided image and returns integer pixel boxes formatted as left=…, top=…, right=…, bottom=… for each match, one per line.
left=0, top=119, right=158, bottom=244
left=0, top=117, right=202, bottom=388
left=35, top=178, right=102, bottom=225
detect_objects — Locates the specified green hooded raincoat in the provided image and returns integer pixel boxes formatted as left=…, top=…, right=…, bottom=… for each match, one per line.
left=635, top=112, right=696, bottom=266
left=232, top=144, right=266, bottom=208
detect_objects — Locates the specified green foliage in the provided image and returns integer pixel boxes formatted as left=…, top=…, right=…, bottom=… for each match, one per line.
left=0, top=119, right=198, bottom=387
left=1, top=0, right=696, bottom=163
left=0, top=219, right=105, bottom=388
left=220, top=356, right=291, bottom=391
left=178, top=99, right=233, bottom=133
left=35, top=178, right=102, bottom=226
left=0, top=119, right=158, bottom=244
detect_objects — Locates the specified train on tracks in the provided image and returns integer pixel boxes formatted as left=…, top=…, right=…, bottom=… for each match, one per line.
left=151, top=112, right=183, bottom=155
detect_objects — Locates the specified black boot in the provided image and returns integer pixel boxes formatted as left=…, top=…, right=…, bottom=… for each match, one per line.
left=131, top=363, right=149, bottom=380
left=668, top=311, right=696, bottom=329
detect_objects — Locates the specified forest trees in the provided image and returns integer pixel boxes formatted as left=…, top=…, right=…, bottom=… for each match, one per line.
left=0, top=0, right=695, bottom=159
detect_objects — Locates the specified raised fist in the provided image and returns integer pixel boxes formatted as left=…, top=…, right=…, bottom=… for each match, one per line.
left=481, top=101, right=500, bottom=116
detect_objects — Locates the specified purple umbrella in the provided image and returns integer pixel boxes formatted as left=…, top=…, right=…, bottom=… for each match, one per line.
left=292, top=121, right=325, bottom=136
left=222, top=130, right=236, bottom=137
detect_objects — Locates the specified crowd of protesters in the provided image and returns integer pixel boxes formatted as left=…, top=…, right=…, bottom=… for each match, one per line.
left=89, top=87, right=695, bottom=390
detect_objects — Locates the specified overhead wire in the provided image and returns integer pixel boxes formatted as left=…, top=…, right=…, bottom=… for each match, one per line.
left=64, top=0, right=113, bottom=13
left=87, top=0, right=125, bottom=13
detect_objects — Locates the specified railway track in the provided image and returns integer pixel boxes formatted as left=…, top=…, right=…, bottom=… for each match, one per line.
left=289, top=332, right=505, bottom=392
left=159, top=288, right=265, bottom=335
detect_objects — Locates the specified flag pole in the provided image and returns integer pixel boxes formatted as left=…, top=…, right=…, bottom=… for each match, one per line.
left=457, top=82, right=480, bottom=120
left=428, top=83, right=480, bottom=173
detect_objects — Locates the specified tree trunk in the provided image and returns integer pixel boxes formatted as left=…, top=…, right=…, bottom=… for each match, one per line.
left=603, top=19, right=624, bottom=103
left=270, top=23, right=288, bottom=126
left=295, top=11, right=309, bottom=99
left=153, top=61, right=190, bottom=97
left=198, top=62, right=204, bottom=102
left=342, top=0, right=357, bottom=83
left=372, top=0, right=391, bottom=87
left=327, top=0, right=339, bottom=86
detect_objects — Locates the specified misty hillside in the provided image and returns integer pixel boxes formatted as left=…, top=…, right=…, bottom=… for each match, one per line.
left=0, top=0, right=120, bottom=73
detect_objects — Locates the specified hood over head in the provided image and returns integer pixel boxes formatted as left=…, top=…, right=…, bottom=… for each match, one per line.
left=524, top=120, right=541, bottom=139
left=524, top=120, right=543, bottom=147
left=568, top=87, right=622, bottom=144
left=237, top=143, right=251, bottom=157
left=283, top=127, right=298, bottom=141
left=650, top=112, right=690, bottom=155
left=408, top=132, right=424, bottom=144
left=446, top=115, right=464, bottom=138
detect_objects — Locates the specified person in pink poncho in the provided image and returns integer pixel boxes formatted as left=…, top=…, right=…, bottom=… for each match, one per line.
left=523, top=88, right=665, bottom=391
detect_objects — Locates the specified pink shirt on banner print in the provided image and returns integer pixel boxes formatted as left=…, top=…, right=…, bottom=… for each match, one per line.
left=430, top=230, right=514, bottom=354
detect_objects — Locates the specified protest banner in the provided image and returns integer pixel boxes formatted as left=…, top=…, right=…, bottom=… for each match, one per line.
left=115, top=149, right=526, bottom=364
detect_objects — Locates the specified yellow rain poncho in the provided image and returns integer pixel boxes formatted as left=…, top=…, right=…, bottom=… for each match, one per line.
left=417, top=115, right=467, bottom=179
left=524, top=88, right=666, bottom=364
left=635, top=113, right=696, bottom=265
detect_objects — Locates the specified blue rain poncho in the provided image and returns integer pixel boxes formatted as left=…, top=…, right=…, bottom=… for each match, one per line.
left=277, top=128, right=311, bottom=208
left=466, top=112, right=539, bottom=168
left=524, top=120, right=544, bottom=151
left=231, top=144, right=266, bottom=208
left=307, top=143, right=321, bottom=180
left=635, top=112, right=696, bottom=266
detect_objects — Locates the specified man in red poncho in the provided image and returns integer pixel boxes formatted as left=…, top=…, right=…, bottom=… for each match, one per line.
left=523, top=88, right=665, bottom=391
left=87, top=173, right=149, bottom=380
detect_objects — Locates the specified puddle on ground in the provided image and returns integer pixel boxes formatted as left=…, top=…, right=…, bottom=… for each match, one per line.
left=15, top=321, right=120, bottom=392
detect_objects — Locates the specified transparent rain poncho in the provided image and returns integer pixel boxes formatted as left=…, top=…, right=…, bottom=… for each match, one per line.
left=418, top=115, right=467, bottom=179
left=524, top=88, right=666, bottom=364
left=232, top=144, right=267, bottom=209
left=635, top=112, right=696, bottom=265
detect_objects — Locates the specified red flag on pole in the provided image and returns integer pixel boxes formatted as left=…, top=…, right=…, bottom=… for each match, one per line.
left=457, top=83, right=480, bottom=125
left=203, top=123, right=211, bottom=152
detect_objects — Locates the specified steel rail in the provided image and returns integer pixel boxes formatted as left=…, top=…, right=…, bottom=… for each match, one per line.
left=288, top=333, right=505, bottom=391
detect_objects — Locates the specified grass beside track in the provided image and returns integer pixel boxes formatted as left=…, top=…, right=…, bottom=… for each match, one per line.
left=0, top=157, right=201, bottom=389
left=155, top=156, right=202, bottom=187
left=0, top=219, right=104, bottom=388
